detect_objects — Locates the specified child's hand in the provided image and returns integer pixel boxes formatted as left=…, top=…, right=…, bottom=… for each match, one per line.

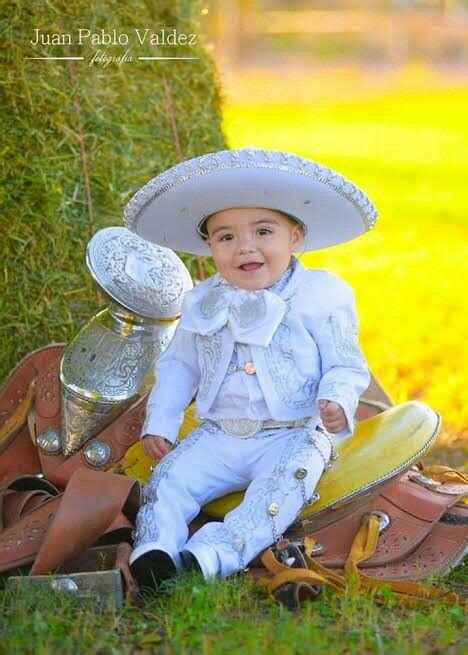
left=141, top=434, right=172, bottom=460
left=317, top=399, right=347, bottom=433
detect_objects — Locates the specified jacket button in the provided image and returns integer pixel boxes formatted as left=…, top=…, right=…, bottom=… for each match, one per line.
left=267, top=502, right=279, bottom=516
left=244, top=362, right=256, bottom=375
left=294, top=468, right=308, bottom=480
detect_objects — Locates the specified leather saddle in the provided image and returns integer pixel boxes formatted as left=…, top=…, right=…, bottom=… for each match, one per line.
left=0, top=345, right=466, bottom=606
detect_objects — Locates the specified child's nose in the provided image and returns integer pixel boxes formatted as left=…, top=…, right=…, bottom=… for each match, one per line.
left=237, top=235, right=256, bottom=254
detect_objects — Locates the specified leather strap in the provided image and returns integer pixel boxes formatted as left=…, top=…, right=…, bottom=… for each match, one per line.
left=342, top=516, right=463, bottom=607
left=285, top=469, right=467, bottom=570
left=0, top=475, right=60, bottom=530
left=0, top=470, right=140, bottom=575
left=30, top=469, right=141, bottom=575
left=259, top=516, right=464, bottom=607
left=0, top=495, right=61, bottom=572
left=416, top=462, right=468, bottom=486
left=0, top=380, right=36, bottom=447
left=34, top=358, right=65, bottom=479
left=46, top=395, right=147, bottom=488
left=0, top=345, right=64, bottom=485
left=0, top=344, right=64, bottom=440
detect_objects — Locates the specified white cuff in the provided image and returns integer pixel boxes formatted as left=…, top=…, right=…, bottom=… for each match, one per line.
left=141, top=412, right=183, bottom=444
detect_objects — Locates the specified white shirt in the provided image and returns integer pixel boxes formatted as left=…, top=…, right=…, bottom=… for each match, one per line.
left=208, top=264, right=294, bottom=420
left=142, top=258, right=370, bottom=443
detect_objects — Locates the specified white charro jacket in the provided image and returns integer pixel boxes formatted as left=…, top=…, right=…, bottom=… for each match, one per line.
left=142, top=259, right=370, bottom=443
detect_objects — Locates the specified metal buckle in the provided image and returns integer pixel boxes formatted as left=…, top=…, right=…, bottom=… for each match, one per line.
left=217, top=418, right=263, bottom=438
left=361, top=510, right=391, bottom=534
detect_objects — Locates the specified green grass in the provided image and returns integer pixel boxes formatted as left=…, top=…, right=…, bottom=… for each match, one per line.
left=224, top=72, right=468, bottom=454
left=223, top=84, right=468, bottom=229
left=1, top=565, right=466, bottom=655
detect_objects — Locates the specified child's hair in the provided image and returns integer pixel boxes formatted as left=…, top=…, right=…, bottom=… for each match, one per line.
left=197, top=209, right=307, bottom=241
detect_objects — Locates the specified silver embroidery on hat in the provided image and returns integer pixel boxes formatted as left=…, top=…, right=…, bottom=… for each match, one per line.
left=123, top=149, right=378, bottom=232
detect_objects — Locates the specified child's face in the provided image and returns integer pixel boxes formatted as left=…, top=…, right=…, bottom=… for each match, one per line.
left=205, top=207, right=304, bottom=290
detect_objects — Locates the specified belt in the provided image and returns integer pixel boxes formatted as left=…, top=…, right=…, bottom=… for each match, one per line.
left=207, top=417, right=312, bottom=439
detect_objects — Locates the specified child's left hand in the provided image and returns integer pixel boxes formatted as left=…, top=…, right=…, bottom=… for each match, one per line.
left=317, top=399, right=347, bottom=433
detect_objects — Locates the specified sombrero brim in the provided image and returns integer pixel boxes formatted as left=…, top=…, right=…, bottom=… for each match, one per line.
left=123, top=148, right=378, bottom=256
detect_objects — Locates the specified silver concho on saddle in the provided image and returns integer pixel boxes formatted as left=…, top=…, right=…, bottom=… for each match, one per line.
left=54, top=227, right=192, bottom=458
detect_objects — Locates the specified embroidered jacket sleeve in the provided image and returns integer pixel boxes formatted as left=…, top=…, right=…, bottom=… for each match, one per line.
left=141, top=325, right=200, bottom=443
left=315, top=279, right=370, bottom=438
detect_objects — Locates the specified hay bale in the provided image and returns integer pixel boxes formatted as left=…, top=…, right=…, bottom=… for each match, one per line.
left=0, top=0, right=226, bottom=381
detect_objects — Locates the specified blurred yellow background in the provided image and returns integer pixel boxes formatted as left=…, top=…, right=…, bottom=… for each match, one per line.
left=200, top=2, right=468, bottom=463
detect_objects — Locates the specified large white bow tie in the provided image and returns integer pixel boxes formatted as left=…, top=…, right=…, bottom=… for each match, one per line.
left=180, top=284, right=287, bottom=347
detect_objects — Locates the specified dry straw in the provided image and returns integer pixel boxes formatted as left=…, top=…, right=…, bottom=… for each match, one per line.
left=0, top=0, right=226, bottom=381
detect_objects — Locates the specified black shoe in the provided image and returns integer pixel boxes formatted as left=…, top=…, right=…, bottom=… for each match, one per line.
left=180, top=550, right=203, bottom=574
left=130, top=549, right=177, bottom=595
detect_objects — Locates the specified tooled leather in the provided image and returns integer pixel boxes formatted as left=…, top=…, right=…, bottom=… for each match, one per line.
left=360, top=521, right=468, bottom=580
left=0, top=345, right=64, bottom=434
left=29, top=357, right=64, bottom=482
left=382, top=477, right=461, bottom=521
left=0, top=470, right=140, bottom=574
left=0, top=363, right=35, bottom=434
left=36, top=428, right=65, bottom=482
left=2, top=490, right=56, bottom=529
left=18, top=491, right=56, bottom=519
left=291, top=480, right=394, bottom=536
left=34, top=360, right=66, bottom=479
left=35, top=359, right=61, bottom=420
left=0, top=475, right=60, bottom=529
left=47, top=396, right=147, bottom=488
left=1, top=346, right=465, bottom=582
left=286, top=473, right=467, bottom=569
left=0, top=347, right=63, bottom=486
left=302, top=498, right=429, bottom=568
left=0, top=496, right=60, bottom=572
left=115, top=406, right=147, bottom=447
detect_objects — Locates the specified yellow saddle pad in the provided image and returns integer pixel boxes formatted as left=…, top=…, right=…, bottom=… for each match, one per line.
left=115, top=401, right=440, bottom=521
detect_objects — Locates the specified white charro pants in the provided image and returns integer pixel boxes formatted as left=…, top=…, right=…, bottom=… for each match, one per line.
left=130, top=423, right=332, bottom=579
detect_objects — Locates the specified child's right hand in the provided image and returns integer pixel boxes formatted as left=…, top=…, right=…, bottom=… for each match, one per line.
left=141, top=434, right=173, bottom=461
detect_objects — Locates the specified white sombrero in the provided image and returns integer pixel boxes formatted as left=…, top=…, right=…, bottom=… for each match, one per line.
left=123, top=147, right=378, bottom=255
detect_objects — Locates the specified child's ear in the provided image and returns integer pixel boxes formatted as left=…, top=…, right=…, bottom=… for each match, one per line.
left=291, top=226, right=305, bottom=250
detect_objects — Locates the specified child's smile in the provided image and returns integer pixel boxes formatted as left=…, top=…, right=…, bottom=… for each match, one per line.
left=205, top=207, right=304, bottom=291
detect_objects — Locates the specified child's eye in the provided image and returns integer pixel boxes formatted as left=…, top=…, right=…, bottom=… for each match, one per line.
left=257, top=228, right=273, bottom=236
left=219, top=233, right=233, bottom=242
